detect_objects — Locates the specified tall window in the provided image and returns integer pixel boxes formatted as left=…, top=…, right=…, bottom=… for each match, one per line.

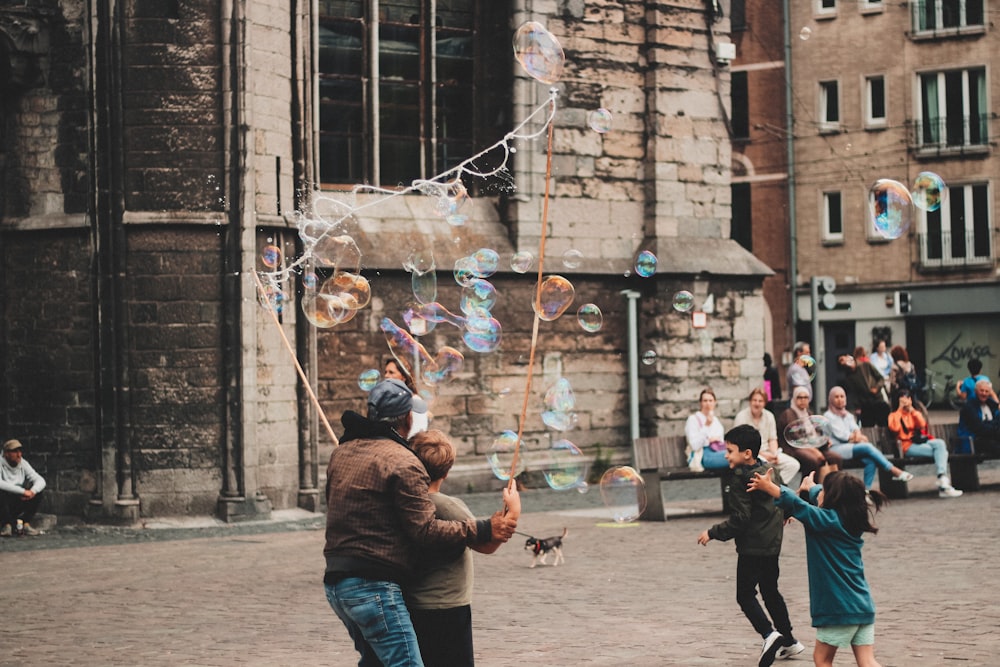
left=913, top=0, right=984, bottom=32
left=920, top=183, right=992, bottom=266
left=918, top=68, right=987, bottom=149
left=318, top=1, right=510, bottom=187
left=864, top=75, right=886, bottom=127
left=731, top=0, right=746, bottom=30
left=819, top=80, right=839, bottom=131
left=823, top=191, right=843, bottom=243
left=731, top=71, right=749, bottom=139
left=731, top=183, right=752, bottom=251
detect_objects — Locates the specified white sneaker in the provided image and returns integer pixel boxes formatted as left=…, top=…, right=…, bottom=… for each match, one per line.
left=776, top=640, right=806, bottom=659
left=893, top=470, right=914, bottom=482
left=759, top=631, right=783, bottom=667
left=939, top=486, right=963, bottom=498
left=938, top=475, right=953, bottom=488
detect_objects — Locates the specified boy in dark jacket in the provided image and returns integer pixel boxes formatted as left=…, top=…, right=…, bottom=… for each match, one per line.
left=697, top=425, right=804, bottom=667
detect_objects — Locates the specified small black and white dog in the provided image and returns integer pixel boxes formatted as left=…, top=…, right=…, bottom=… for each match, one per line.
left=524, top=528, right=567, bottom=568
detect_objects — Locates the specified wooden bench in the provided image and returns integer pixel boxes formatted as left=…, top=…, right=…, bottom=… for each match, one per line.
left=632, top=435, right=731, bottom=521
left=850, top=423, right=982, bottom=498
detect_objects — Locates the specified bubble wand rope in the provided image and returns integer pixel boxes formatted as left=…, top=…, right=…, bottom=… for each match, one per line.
left=507, top=93, right=557, bottom=487
left=252, top=270, right=340, bottom=447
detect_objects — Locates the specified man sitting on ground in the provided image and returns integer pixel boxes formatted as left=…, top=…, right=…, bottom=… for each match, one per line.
left=0, top=439, right=46, bottom=536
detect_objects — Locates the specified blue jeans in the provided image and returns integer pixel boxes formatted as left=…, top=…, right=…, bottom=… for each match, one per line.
left=325, top=578, right=425, bottom=667
left=905, top=438, right=949, bottom=477
left=830, top=442, right=893, bottom=488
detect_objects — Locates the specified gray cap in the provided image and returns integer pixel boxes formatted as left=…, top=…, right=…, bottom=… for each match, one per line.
left=367, top=379, right=414, bottom=420
left=410, top=394, right=429, bottom=415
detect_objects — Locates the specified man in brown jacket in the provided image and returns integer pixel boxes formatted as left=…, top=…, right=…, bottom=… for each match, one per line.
left=323, top=378, right=517, bottom=666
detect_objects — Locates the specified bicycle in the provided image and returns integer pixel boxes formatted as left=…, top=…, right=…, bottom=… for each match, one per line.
left=920, top=369, right=964, bottom=409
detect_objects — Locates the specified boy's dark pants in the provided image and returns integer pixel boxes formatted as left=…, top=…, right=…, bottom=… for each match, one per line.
left=736, top=553, right=793, bottom=639
left=0, top=490, right=41, bottom=525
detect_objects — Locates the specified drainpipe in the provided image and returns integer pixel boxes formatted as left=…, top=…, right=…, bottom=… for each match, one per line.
left=783, top=0, right=798, bottom=337
left=622, top=290, right=641, bottom=443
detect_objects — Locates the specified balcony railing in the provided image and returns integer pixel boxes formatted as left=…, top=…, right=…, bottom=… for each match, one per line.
left=918, top=230, right=994, bottom=269
left=913, top=114, right=989, bottom=152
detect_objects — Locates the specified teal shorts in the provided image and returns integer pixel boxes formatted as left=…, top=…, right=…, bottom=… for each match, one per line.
left=816, top=623, right=875, bottom=648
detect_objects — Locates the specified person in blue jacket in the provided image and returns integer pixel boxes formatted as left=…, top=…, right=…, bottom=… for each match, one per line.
left=748, top=468, right=888, bottom=667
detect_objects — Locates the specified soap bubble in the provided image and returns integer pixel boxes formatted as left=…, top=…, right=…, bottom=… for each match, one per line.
left=911, top=172, right=946, bottom=212
left=422, top=347, right=465, bottom=385
left=783, top=416, right=832, bottom=449
left=411, top=269, right=438, bottom=304
left=635, top=250, right=657, bottom=277
left=599, top=466, right=647, bottom=523
left=454, top=256, right=478, bottom=287
left=577, top=303, right=603, bottom=332
left=869, top=178, right=913, bottom=240
left=487, top=430, right=526, bottom=481
left=544, top=378, right=576, bottom=412
left=512, top=21, right=565, bottom=85
left=460, top=279, right=498, bottom=315
left=541, top=439, right=588, bottom=491
left=562, top=248, right=583, bottom=269
left=357, top=369, right=380, bottom=392
left=533, top=275, right=575, bottom=321
left=321, top=271, right=371, bottom=310
left=799, top=26, right=812, bottom=40
left=641, top=350, right=657, bottom=366
left=510, top=251, right=534, bottom=274
left=471, top=248, right=500, bottom=278
left=311, top=233, right=362, bottom=271
left=798, top=354, right=817, bottom=381
left=261, top=244, right=282, bottom=269
left=587, top=108, right=613, bottom=133
left=672, top=290, right=695, bottom=313
left=541, top=410, right=576, bottom=431
left=463, top=313, right=502, bottom=353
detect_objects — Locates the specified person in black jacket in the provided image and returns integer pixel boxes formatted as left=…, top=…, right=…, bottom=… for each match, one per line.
left=697, top=425, right=805, bottom=666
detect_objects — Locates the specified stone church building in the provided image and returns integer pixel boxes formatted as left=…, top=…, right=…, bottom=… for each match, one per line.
left=0, top=0, right=770, bottom=522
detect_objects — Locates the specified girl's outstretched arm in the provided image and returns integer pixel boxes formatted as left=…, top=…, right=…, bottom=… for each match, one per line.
left=747, top=468, right=780, bottom=498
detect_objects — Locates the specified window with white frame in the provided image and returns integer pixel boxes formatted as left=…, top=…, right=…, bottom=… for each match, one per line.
left=864, top=75, right=886, bottom=127
left=917, top=67, right=987, bottom=149
left=912, top=0, right=984, bottom=33
left=317, top=1, right=510, bottom=187
left=860, top=0, right=883, bottom=13
left=816, top=0, right=837, bottom=15
left=823, top=191, right=843, bottom=243
left=920, top=183, right=992, bottom=266
left=819, top=80, right=840, bottom=131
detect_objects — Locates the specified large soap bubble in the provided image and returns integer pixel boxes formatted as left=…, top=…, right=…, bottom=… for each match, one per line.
left=510, top=251, right=534, bottom=274
left=513, top=21, right=565, bottom=85
left=635, top=251, right=657, bottom=278
left=783, top=415, right=832, bottom=449
left=533, top=275, right=575, bottom=321
left=869, top=178, right=913, bottom=240
left=544, top=378, right=576, bottom=412
left=541, top=439, right=588, bottom=491
left=487, top=430, right=526, bottom=481
left=599, top=466, right=647, bottom=523
left=587, top=108, right=613, bottom=134
left=463, top=312, right=502, bottom=353
left=911, top=172, right=946, bottom=212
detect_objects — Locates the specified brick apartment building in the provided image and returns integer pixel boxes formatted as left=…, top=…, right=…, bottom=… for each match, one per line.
left=787, top=0, right=999, bottom=404
left=0, top=0, right=771, bottom=521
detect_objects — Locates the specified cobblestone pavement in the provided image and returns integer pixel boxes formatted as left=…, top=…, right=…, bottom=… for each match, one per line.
left=3, top=462, right=998, bottom=666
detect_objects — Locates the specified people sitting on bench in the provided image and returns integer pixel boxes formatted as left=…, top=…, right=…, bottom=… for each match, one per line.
left=887, top=389, right=962, bottom=498
left=733, top=387, right=800, bottom=485
left=776, top=386, right=841, bottom=482
left=958, top=379, right=1000, bottom=456
left=824, top=386, right=913, bottom=490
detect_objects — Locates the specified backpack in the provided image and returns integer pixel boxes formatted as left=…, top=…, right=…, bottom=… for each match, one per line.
left=899, top=365, right=920, bottom=392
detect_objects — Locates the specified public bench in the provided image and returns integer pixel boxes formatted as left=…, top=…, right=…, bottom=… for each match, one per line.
left=852, top=423, right=985, bottom=498
left=632, top=435, right=731, bottom=521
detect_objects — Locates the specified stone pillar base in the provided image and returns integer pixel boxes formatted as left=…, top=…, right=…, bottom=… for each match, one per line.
left=217, top=493, right=273, bottom=523
left=84, top=498, right=141, bottom=524
left=297, top=488, right=322, bottom=512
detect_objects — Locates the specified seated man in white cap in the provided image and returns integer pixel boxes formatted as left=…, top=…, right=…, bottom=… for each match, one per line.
left=322, top=378, right=519, bottom=666
left=0, top=439, right=46, bottom=536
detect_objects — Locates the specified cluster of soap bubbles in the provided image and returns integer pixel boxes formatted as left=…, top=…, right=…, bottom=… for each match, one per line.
left=869, top=172, right=947, bottom=240
left=783, top=415, right=832, bottom=449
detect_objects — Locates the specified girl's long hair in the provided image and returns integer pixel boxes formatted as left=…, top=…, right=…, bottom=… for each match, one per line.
left=822, top=471, right=886, bottom=536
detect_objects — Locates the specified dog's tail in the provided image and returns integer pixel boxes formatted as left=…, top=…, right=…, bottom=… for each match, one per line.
left=561, top=527, right=568, bottom=538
